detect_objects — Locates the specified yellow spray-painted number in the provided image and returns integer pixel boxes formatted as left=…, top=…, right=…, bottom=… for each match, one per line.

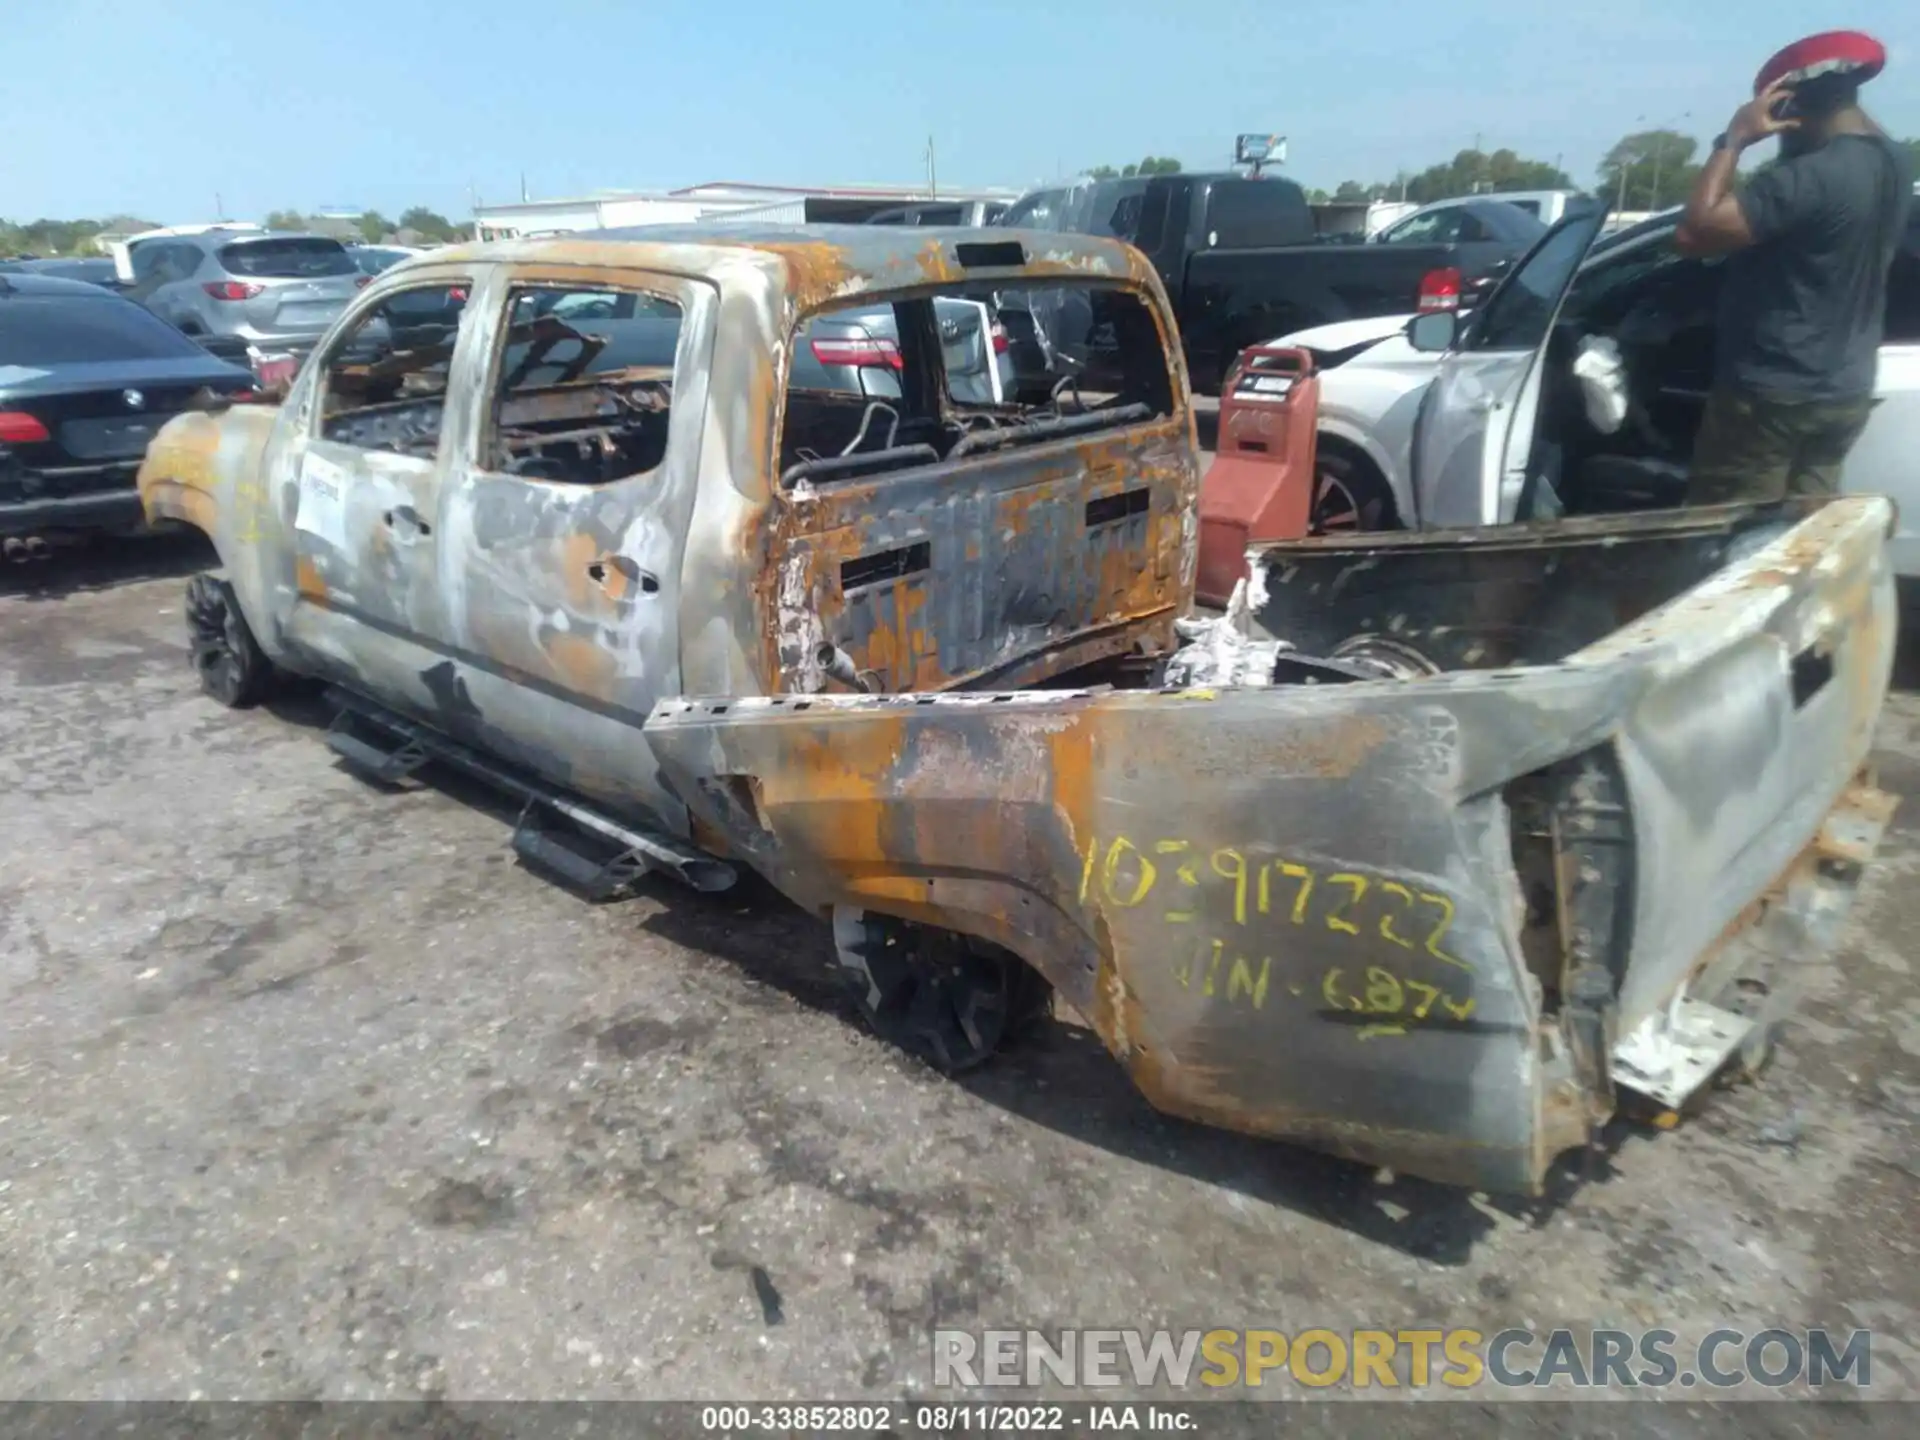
left=1078, top=834, right=1470, bottom=971
left=1321, top=965, right=1475, bottom=1039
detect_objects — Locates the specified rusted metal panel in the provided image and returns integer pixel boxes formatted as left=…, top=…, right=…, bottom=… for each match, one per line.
left=769, top=419, right=1196, bottom=695
left=644, top=497, right=1898, bottom=1192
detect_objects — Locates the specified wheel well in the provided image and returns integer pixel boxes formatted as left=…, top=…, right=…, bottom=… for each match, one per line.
left=1315, top=433, right=1403, bottom=528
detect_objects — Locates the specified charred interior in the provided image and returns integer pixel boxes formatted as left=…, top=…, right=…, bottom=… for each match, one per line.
left=320, top=282, right=684, bottom=487
left=778, top=278, right=1176, bottom=491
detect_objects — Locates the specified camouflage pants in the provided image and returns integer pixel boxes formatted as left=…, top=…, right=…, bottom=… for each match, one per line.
left=1687, top=386, right=1877, bottom=506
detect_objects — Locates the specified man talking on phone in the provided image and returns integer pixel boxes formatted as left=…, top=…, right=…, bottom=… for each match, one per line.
left=1676, top=31, right=1912, bottom=505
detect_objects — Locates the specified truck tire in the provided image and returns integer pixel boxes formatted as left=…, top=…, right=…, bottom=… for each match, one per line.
left=184, top=572, right=274, bottom=708
left=1312, top=446, right=1401, bottom=533
left=830, top=907, right=1050, bottom=1074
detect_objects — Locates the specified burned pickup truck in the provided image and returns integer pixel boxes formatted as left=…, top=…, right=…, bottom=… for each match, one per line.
left=137, top=225, right=1896, bottom=1195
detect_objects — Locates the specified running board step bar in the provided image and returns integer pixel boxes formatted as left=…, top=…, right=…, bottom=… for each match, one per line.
left=326, top=711, right=430, bottom=785
left=321, top=687, right=736, bottom=895
left=510, top=803, right=652, bottom=902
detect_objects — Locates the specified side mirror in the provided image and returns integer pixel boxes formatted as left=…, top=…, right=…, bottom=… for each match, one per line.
left=1407, top=311, right=1459, bottom=353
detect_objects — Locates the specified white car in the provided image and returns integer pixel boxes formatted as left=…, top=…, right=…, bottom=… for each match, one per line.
left=1276, top=203, right=1920, bottom=573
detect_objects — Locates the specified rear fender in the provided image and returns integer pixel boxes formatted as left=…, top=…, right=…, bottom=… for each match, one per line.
left=646, top=668, right=1635, bottom=1192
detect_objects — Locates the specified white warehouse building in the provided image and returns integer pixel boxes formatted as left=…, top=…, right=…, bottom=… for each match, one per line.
left=472, top=181, right=1022, bottom=239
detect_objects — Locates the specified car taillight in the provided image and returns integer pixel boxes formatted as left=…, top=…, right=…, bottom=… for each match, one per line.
left=1417, top=267, right=1463, bottom=312
left=990, top=321, right=1009, bottom=354
left=810, top=336, right=903, bottom=370
left=251, top=353, right=300, bottom=390
left=448, top=286, right=468, bottom=302
left=0, top=411, right=51, bottom=443
left=354, top=275, right=372, bottom=289
left=229, top=388, right=263, bottom=403
left=203, top=281, right=265, bottom=301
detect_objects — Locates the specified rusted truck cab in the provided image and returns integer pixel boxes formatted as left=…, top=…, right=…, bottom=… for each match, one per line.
left=138, top=225, right=1200, bottom=847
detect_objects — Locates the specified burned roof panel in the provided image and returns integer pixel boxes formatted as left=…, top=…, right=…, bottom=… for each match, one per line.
left=425, top=225, right=1156, bottom=311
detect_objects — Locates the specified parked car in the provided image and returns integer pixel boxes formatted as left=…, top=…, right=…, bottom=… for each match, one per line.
left=995, top=172, right=1547, bottom=393
left=1368, top=197, right=1547, bottom=304
left=795, top=297, right=1014, bottom=405
left=0, top=272, right=257, bottom=543
left=863, top=200, right=1007, bottom=226
left=1269, top=200, right=1920, bottom=572
left=0, top=256, right=126, bottom=291
left=1456, top=189, right=1598, bottom=227
left=124, top=230, right=369, bottom=369
left=135, top=224, right=1895, bottom=1194
left=110, top=222, right=266, bottom=286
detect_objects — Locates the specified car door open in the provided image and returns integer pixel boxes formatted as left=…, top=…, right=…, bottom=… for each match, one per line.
left=1410, top=208, right=1607, bottom=528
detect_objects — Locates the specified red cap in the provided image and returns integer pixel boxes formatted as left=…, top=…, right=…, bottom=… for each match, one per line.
left=1754, top=30, right=1886, bottom=93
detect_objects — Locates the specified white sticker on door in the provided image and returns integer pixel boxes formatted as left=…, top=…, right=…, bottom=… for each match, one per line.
left=294, top=455, right=350, bottom=551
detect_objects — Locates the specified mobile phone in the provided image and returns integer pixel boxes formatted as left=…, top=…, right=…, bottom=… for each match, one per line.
left=1770, top=89, right=1802, bottom=121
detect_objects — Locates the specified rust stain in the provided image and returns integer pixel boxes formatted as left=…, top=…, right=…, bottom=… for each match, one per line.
left=558, top=532, right=610, bottom=612
left=294, top=554, right=327, bottom=600
left=544, top=631, right=618, bottom=698
left=766, top=712, right=914, bottom=906
left=913, top=238, right=962, bottom=286
left=761, top=242, right=861, bottom=312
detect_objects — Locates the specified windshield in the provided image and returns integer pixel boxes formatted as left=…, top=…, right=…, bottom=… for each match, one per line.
left=218, top=237, right=357, bottom=278
left=999, top=189, right=1067, bottom=231
left=352, top=248, right=412, bottom=275
left=0, top=293, right=212, bottom=365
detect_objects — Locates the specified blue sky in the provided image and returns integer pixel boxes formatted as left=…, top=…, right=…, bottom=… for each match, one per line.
left=6, top=0, right=1917, bottom=223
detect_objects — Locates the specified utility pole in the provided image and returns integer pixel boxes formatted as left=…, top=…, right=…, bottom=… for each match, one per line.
left=214, top=191, right=224, bottom=220
left=1647, top=113, right=1690, bottom=210
left=926, top=135, right=937, bottom=198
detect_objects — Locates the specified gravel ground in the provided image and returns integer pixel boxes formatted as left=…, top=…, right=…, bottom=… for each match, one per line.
left=1, top=532, right=1917, bottom=1423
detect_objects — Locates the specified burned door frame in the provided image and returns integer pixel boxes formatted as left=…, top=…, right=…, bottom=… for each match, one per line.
left=269, top=264, right=485, bottom=707
left=765, top=280, right=1197, bottom=696
left=415, top=262, right=720, bottom=831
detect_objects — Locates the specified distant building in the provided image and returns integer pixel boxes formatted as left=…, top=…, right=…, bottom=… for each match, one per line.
left=472, top=180, right=1021, bottom=239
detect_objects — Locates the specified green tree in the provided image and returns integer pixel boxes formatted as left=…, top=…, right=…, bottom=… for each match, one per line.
left=356, top=210, right=395, bottom=243
left=398, top=206, right=461, bottom=243
left=264, top=209, right=310, bottom=231
left=1332, top=180, right=1370, bottom=202
left=1597, top=130, right=1701, bottom=212
left=1, top=214, right=158, bottom=256
left=1087, top=157, right=1181, bottom=181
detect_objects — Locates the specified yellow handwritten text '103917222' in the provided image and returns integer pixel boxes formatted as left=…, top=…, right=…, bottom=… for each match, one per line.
left=1076, top=833, right=1477, bottom=1041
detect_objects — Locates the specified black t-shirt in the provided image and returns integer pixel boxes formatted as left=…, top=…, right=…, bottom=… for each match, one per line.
left=1716, top=133, right=1914, bottom=400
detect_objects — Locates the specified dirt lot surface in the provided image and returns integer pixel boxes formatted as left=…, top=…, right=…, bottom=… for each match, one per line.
left=2, top=534, right=1918, bottom=1425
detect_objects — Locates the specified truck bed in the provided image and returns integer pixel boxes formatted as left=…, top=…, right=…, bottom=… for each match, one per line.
left=642, top=497, right=1897, bottom=1192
